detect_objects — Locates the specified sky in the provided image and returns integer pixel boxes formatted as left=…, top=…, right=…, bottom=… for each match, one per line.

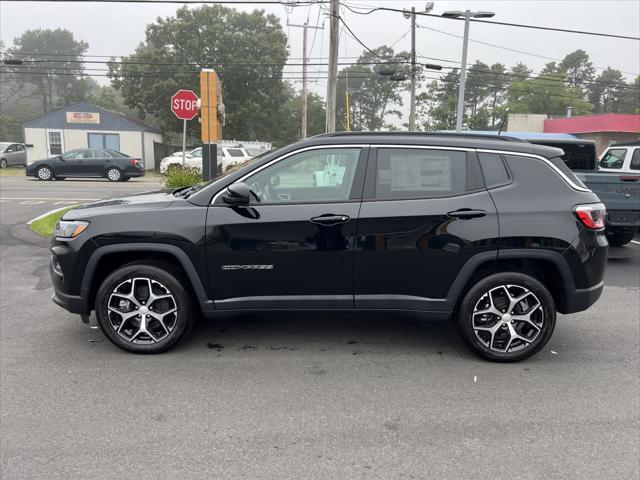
left=1, top=0, right=639, bottom=114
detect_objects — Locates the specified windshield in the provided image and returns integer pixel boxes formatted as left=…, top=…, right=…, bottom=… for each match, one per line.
left=0, top=143, right=11, bottom=153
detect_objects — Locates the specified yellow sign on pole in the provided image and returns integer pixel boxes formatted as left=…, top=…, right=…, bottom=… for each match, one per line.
left=200, top=69, right=224, bottom=142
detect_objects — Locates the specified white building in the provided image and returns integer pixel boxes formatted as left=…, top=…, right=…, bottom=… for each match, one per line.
left=23, top=103, right=163, bottom=170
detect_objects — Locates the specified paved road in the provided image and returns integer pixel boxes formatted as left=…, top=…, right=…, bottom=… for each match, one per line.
left=1, top=177, right=638, bottom=479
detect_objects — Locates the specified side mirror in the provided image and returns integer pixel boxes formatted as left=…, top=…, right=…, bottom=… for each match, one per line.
left=58, top=156, right=65, bottom=161
left=223, top=182, right=251, bottom=206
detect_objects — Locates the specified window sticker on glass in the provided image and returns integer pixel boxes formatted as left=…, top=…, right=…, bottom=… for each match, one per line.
left=389, top=153, right=452, bottom=192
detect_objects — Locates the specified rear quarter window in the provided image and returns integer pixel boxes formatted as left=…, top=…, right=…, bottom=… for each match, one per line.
left=630, top=149, right=640, bottom=170
left=478, top=153, right=510, bottom=187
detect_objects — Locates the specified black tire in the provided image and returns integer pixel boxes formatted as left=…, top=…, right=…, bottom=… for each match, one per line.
left=0, top=158, right=7, bottom=169
left=36, top=166, right=53, bottom=181
left=606, top=228, right=636, bottom=247
left=456, top=272, right=556, bottom=362
left=106, top=167, right=122, bottom=182
left=95, top=262, right=194, bottom=354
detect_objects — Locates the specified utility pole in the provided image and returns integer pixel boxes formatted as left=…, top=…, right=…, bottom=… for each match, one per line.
left=455, top=10, right=471, bottom=133
left=288, top=21, right=323, bottom=138
left=442, top=9, right=496, bottom=132
left=326, top=0, right=340, bottom=133
left=408, top=6, right=417, bottom=131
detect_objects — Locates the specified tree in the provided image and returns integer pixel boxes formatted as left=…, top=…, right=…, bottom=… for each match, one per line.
left=417, top=70, right=460, bottom=130
left=271, top=84, right=325, bottom=146
left=335, top=46, right=411, bottom=131
left=588, top=68, right=633, bottom=113
left=7, top=29, right=89, bottom=113
left=486, top=63, right=509, bottom=128
left=560, top=49, right=595, bottom=89
left=506, top=62, right=591, bottom=116
left=108, top=5, right=289, bottom=141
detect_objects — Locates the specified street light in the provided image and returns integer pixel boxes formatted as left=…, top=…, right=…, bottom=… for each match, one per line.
left=442, top=9, right=495, bottom=131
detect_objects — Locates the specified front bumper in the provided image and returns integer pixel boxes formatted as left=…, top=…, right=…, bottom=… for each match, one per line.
left=607, top=210, right=640, bottom=228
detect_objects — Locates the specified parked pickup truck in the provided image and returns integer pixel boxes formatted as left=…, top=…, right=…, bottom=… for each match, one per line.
left=598, top=142, right=640, bottom=174
left=512, top=134, right=639, bottom=246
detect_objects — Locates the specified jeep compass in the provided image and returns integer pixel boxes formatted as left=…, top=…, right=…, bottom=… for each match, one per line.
left=49, top=133, right=607, bottom=361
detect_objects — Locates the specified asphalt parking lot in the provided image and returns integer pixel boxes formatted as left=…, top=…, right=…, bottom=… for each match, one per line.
left=1, top=174, right=638, bottom=479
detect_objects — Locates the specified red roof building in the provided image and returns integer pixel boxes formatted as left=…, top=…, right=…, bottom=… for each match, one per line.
left=543, top=114, right=639, bottom=155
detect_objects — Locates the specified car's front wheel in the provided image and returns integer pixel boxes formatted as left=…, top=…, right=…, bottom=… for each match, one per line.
left=456, top=272, right=556, bottom=362
left=0, top=158, right=7, bottom=169
left=106, top=167, right=122, bottom=182
left=95, top=262, right=194, bottom=353
left=36, top=166, right=53, bottom=181
left=606, top=227, right=636, bottom=247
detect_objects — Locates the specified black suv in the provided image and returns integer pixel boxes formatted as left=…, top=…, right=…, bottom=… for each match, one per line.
left=50, top=133, right=608, bottom=361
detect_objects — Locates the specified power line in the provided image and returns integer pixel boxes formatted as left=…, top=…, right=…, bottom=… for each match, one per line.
left=416, top=24, right=639, bottom=76
left=342, top=3, right=640, bottom=41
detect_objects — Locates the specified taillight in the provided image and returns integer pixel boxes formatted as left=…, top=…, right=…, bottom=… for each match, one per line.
left=130, top=159, right=140, bottom=166
left=574, top=203, right=606, bottom=230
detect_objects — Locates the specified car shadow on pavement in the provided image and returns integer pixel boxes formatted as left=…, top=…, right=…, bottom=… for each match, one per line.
left=182, top=311, right=469, bottom=358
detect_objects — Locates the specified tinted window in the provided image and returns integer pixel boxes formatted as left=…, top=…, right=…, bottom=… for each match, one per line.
left=226, top=148, right=245, bottom=157
left=599, top=149, right=626, bottom=169
left=374, top=148, right=483, bottom=200
left=630, top=149, right=640, bottom=170
left=478, top=153, right=510, bottom=187
left=246, top=148, right=361, bottom=204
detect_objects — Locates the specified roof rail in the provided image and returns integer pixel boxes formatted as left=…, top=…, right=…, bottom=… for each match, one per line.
left=312, top=131, right=526, bottom=142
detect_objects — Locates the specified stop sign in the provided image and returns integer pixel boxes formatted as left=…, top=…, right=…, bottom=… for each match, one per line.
left=171, top=89, right=199, bottom=120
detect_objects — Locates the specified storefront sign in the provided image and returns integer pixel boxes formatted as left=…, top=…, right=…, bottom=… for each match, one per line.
left=66, top=112, right=101, bottom=124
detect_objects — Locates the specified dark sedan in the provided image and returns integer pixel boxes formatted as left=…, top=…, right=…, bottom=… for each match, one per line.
left=26, top=148, right=144, bottom=182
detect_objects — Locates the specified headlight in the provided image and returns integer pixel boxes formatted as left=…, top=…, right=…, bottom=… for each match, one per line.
left=54, top=220, right=89, bottom=238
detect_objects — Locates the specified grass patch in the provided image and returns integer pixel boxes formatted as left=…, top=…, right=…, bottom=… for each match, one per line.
left=162, top=166, right=202, bottom=189
left=0, top=167, right=26, bottom=176
left=29, top=207, right=75, bottom=237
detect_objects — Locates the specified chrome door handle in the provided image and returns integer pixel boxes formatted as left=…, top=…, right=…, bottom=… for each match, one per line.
left=447, top=209, right=487, bottom=219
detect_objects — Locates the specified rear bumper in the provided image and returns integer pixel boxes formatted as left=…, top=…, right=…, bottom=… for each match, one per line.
left=607, top=210, right=640, bottom=228
left=561, top=281, right=604, bottom=314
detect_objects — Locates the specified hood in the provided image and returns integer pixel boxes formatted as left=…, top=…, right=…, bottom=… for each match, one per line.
left=64, top=190, right=176, bottom=219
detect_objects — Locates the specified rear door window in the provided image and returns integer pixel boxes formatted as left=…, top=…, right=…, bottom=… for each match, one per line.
left=226, top=148, right=245, bottom=157
left=373, top=148, right=483, bottom=200
left=630, top=149, right=640, bottom=170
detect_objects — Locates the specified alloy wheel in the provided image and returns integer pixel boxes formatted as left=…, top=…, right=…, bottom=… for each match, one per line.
left=472, top=284, right=544, bottom=353
left=107, top=168, right=121, bottom=181
left=37, top=167, right=52, bottom=180
left=107, top=277, right=178, bottom=344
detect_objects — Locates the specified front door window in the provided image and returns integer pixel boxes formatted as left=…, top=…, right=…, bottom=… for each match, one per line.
left=245, top=148, right=361, bottom=204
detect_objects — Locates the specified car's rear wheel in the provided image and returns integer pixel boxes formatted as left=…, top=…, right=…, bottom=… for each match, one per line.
left=106, top=167, right=122, bottom=182
left=0, top=159, right=7, bottom=169
left=95, top=263, right=194, bottom=353
left=456, top=272, right=556, bottom=362
left=36, top=166, right=53, bottom=181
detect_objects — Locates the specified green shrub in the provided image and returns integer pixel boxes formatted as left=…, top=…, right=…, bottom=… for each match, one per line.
left=163, top=166, right=202, bottom=189
left=30, top=206, right=75, bottom=237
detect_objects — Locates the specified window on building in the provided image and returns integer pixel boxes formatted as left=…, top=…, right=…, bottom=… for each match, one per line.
left=48, top=131, right=63, bottom=155
left=88, top=133, right=120, bottom=151
left=374, top=148, right=483, bottom=200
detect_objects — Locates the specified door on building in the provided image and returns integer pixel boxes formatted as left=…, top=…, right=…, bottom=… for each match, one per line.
left=88, top=133, right=120, bottom=152
left=47, top=130, right=64, bottom=156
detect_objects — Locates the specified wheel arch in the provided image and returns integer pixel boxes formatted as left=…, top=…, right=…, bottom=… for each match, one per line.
left=81, top=243, right=213, bottom=314
left=447, top=249, right=574, bottom=314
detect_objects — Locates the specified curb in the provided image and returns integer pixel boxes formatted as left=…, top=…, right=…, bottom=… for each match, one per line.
left=27, top=206, right=73, bottom=225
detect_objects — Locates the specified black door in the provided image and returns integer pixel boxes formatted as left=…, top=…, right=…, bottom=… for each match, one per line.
left=206, top=146, right=367, bottom=310
left=56, top=150, right=86, bottom=175
left=354, top=146, right=499, bottom=314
